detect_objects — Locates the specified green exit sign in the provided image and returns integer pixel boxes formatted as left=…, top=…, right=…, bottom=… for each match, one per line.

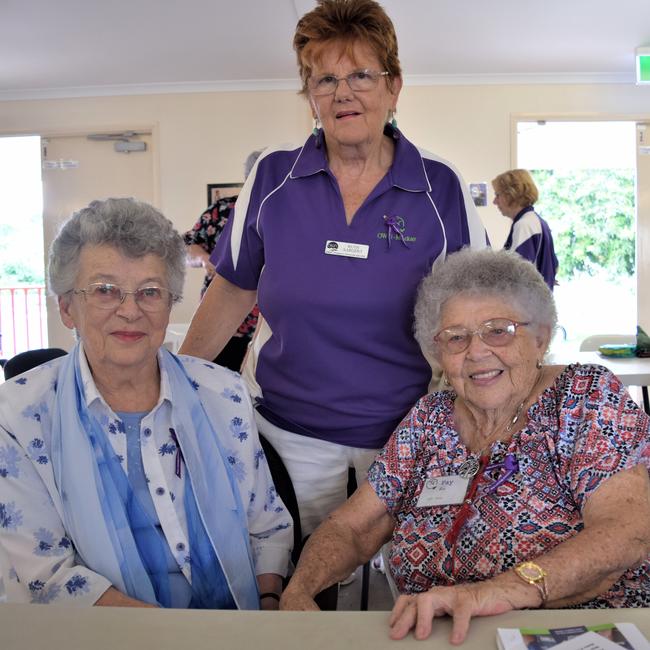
left=637, top=48, right=650, bottom=83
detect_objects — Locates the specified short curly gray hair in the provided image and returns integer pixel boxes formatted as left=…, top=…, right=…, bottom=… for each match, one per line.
left=48, top=197, right=185, bottom=300
left=414, top=248, right=557, bottom=359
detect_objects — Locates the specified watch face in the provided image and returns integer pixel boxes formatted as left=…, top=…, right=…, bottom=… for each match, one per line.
left=518, top=562, right=544, bottom=581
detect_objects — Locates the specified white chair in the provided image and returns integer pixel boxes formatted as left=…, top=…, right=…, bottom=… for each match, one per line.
left=163, top=323, right=191, bottom=354
left=0, top=546, right=9, bottom=603
left=579, top=334, right=636, bottom=351
left=379, top=544, right=399, bottom=602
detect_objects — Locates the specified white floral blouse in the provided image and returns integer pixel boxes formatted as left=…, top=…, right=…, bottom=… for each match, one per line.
left=0, top=351, right=292, bottom=605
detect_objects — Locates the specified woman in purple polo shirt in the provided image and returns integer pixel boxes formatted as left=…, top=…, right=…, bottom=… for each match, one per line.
left=492, top=169, right=558, bottom=291
left=180, top=0, right=486, bottom=539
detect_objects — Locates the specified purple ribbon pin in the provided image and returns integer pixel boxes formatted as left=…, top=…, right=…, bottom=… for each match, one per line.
left=383, top=215, right=410, bottom=249
left=485, top=453, right=518, bottom=494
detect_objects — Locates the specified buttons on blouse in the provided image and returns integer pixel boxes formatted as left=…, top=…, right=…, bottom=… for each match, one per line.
left=143, top=428, right=152, bottom=437
left=176, top=542, right=185, bottom=551
left=155, top=487, right=165, bottom=496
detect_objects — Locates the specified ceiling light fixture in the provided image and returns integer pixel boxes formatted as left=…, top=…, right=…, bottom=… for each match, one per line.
left=637, top=46, right=650, bottom=84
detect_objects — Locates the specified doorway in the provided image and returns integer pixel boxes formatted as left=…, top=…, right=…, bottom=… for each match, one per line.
left=516, top=121, right=638, bottom=349
left=0, top=130, right=155, bottom=359
left=0, top=135, right=45, bottom=360
left=41, top=131, right=154, bottom=350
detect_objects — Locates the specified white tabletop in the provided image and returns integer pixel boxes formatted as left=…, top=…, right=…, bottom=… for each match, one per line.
left=2, top=605, right=649, bottom=650
left=548, top=350, right=650, bottom=387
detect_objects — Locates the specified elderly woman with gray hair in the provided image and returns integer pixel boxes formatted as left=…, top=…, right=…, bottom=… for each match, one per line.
left=281, top=248, right=650, bottom=643
left=0, top=198, right=291, bottom=609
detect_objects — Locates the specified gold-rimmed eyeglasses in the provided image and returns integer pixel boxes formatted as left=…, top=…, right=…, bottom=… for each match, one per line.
left=308, top=69, right=389, bottom=96
left=434, top=318, right=530, bottom=354
left=72, top=283, right=178, bottom=312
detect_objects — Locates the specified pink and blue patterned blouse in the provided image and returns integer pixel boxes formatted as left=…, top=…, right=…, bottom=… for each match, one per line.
left=368, top=364, right=650, bottom=608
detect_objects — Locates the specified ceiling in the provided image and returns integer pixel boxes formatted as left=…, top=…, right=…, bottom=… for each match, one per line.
left=1, top=0, right=649, bottom=101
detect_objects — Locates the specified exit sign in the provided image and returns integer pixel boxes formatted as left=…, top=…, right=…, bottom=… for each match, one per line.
left=637, top=47, right=650, bottom=83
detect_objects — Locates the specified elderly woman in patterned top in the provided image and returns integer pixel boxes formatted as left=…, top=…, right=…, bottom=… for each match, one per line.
left=0, top=198, right=291, bottom=609
left=281, top=248, right=650, bottom=642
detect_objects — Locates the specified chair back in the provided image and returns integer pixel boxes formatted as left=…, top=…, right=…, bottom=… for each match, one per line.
left=3, top=347, right=68, bottom=380
left=258, top=433, right=302, bottom=567
left=258, top=433, right=342, bottom=609
left=579, top=334, right=636, bottom=351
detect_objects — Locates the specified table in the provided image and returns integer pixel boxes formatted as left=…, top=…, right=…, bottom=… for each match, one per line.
left=548, top=350, right=650, bottom=412
left=1, top=605, right=649, bottom=650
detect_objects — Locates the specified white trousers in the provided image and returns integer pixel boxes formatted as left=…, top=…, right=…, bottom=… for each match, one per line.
left=255, top=411, right=380, bottom=537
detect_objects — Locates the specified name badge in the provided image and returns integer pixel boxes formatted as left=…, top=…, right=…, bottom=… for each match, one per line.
left=416, top=475, right=469, bottom=507
left=324, top=240, right=369, bottom=259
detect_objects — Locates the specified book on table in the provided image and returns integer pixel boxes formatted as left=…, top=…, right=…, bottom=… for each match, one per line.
left=496, top=622, right=650, bottom=650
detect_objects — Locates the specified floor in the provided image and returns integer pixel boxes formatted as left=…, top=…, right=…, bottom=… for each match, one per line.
left=337, top=563, right=395, bottom=611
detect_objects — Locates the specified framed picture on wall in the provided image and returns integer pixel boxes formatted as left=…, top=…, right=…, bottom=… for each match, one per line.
left=206, top=182, right=244, bottom=206
left=469, top=182, right=488, bottom=207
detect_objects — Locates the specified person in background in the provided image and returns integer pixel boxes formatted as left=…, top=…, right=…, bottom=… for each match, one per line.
left=184, top=150, right=263, bottom=371
left=492, top=168, right=558, bottom=291
left=0, top=198, right=291, bottom=609
left=281, top=249, right=650, bottom=645
left=179, top=0, right=486, bottom=540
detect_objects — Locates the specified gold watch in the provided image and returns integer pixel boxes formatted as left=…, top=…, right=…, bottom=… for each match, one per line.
left=514, top=561, right=548, bottom=604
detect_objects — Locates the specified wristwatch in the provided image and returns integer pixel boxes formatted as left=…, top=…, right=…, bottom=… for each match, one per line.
left=514, top=561, right=548, bottom=604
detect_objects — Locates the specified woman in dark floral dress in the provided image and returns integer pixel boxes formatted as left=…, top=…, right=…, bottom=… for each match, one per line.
left=184, top=196, right=259, bottom=371
left=184, top=150, right=263, bottom=371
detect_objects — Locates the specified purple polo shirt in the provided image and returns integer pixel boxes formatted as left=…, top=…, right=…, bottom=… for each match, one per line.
left=504, top=206, right=558, bottom=290
left=212, top=127, right=486, bottom=448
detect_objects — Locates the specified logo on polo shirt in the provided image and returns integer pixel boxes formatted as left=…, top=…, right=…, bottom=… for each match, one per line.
left=377, top=215, right=417, bottom=243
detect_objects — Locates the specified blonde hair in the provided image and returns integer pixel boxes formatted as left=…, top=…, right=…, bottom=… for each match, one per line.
left=293, top=0, right=401, bottom=95
left=492, top=169, right=539, bottom=207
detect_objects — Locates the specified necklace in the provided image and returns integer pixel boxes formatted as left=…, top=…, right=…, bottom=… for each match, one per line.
left=505, top=398, right=527, bottom=432
left=457, top=398, right=527, bottom=479
left=456, top=367, right=544, bottom=479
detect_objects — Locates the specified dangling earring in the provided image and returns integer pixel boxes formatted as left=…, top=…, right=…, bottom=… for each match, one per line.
left=388, top=109, right=397, bottom=129
left=536, top=359, right=543, bottom=370
left=312, top=117, right=321, bottom=136
left=443, top=373, right=450, bottom=386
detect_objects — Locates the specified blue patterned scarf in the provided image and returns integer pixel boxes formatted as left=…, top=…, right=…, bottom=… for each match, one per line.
left=49, top=343, right=258, bottom=609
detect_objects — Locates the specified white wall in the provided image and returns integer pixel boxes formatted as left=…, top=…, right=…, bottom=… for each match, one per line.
left=396, top=83, right=650, bottom=246
left=1, top=82, right=649, bottom=326
left=0, top=91, right=312, bottom=324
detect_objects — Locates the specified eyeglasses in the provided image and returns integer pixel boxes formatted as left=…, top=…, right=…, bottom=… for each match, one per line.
left=434, top=318, right=530, bottom=354
left=308, top=69, right=389, bottom=96
left=72, top=283, right=178, bottom=312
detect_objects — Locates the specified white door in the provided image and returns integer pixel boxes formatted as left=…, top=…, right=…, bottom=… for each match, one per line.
left=42, top=132, right=154, bottom=350
left=637, top=123, right=650, bottom=332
